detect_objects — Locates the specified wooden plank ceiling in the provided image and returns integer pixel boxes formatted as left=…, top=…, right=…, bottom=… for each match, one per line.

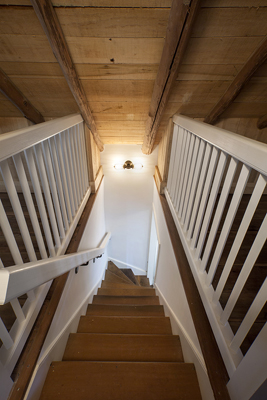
left=0, top=0, right=267, bottom=149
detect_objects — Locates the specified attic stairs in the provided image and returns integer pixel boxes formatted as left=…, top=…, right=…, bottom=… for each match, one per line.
left=40, top=262, right=202, bottom=400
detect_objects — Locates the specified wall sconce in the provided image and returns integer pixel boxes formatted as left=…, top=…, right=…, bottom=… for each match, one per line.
left=114, top=160, right=143, bottom=170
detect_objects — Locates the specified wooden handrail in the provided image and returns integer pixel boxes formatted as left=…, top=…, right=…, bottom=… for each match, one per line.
left=156, top=181, right=231, bottom=400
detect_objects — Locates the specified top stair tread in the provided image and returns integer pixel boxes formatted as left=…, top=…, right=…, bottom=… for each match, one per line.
left=98, top=287, right=156, bottom=297
left=107, top=262, right=135, bottom=285
left=101, top=281, right=150, bottom=290
left=136, top=275, right=151, bottom=287
left=40, top=361, right=202, bottom=400
left=105, top=269, right=135, bottom=286
left=120, top=268, right=140, bottom=286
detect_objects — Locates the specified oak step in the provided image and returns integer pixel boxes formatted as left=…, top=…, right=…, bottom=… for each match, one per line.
left=136, top=275, right=151, bottom=287
left=86, top=304, right=165, bottom=317
left=92, top=295, right=159, bottom=305
left=63, top=334, right=184, bottom=362
left=107, top=262, right=135, bottom=285
left=77, top=316, right=173, bottom=335
left=105, top=269, right=135, bottom=286
left=98, top=287, right=156, bottom=296
left=101, top=281, right=150, bottom=289
left=120, top=268, right=140, bottom=285
left=40, top=362, right=202, bottom=400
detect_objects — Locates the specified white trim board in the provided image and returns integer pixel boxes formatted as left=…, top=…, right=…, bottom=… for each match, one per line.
left=108, top=257, right=147, bottom=275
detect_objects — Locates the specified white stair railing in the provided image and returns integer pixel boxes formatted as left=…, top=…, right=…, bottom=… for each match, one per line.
left=0, top=114, right=91, bottom=385
left=165, top=115, right=267, bottom=400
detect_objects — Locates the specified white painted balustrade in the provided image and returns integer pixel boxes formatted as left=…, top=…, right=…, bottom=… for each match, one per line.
left=165, top=115, right=267, bottom=400
left=0, top=114, right=93, bottom=389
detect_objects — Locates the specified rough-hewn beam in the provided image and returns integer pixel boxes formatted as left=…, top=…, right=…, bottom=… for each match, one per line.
left=257, top=114, right=267, bottom=130
left=205, top=36, right=267, bottom=125
left=0, top=67, right=44, bottom=124
left=30, top=0, right=104, bottom=152
left=142, top=0, right=201, bottom=155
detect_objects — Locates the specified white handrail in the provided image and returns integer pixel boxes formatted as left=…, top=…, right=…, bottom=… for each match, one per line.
left=173, top=115, right=267, bottom=176
left=0, top=114, right=83, bottom=162
left=0, top=233, right=111, bottom=305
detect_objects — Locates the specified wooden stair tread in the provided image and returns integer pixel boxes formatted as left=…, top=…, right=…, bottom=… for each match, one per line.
left=107, top=262, right=135, bottom=285
left=92, top=295, right=159, bottom=305
left=63, top=333, right=184, bottom=362
left=40, top=361, right=202, bottom=400
left=120, top=268, right=140, bottom=285
left=98, top=287, right=156, bottom=296
left=77, top=316, right=173, bottom=335
left=86, top=304, right=165, bottom=316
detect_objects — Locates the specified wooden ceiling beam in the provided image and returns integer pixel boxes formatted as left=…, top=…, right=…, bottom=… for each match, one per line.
left=204, top=36, right=267, bottom=126
left=0, top=67, right=45, bottom=124
left=257, top=114, right=267, bottom=130
left=30, top=0, right=104, bottom=152
left=142, top=0, right=201, bottom=155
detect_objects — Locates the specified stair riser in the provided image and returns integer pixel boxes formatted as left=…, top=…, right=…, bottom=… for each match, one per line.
left=86, top=304, right=165, bottom=317
left=93, top=295, right=159, bottom=305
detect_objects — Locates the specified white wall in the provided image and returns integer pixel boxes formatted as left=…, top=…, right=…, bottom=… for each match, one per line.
left=101, top=145, right=158, bottom=274
left=152, top=182, right=215, bottom=400
left=25, top=181, right=108, bottom=400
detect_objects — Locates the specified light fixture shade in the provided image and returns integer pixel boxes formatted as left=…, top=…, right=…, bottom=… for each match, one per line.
left=134, top=163, right=143, bottom=170
left=114, top=163, right=123, bottom=170
left=123, top=160, right=134, bottom=169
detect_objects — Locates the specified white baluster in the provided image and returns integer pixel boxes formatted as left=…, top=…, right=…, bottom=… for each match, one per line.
left=74, top=125, right=84, bottom=198
left=0, top=160, right=37, bottom=262
left=179, top=134, right=195, bottom=219
left=195, top=151, right=227, bottom=260
left=176, top=131, right=191, bottom=215
left=184, top=139, right=205, bottom=232
left=10, top=298, right=25, bottom=323
left=181, top=136, right=200, bottom=225
left=34, top=144, right=61, bottom=249
left=187, top=142, right=212, bottom=241
left=167, top=124, right=178, bottom=196
left=0, top=199, right=23, bottom=265
left=80, top=123, right=89, bottom=188
left=76, top=124, right=86, bottom=195
left=24, top=148, right=55, bottom=257
left=42, top=141, right=65, bottom=239
left=173, top=128, right=186, bottom=211
left=230, top=277, right=267, bottom=353
left=221, top=214, right=267, bottom=325
left=13, top=153, right=48, bottom=259
left=206, top=164, right=251, bottom=286
left=0, top=318, right=13, bottom=349
left=200, top=157, right=238, bottom=272
left=170, top=126, right=183, bottom=202
left=214, top=174, right=267, bottom=302
left=48, top=137, right=69, bottom=232
left=55, top=134, right=74, bottom=221
left=65, top=130, right=78, bottom=211
left=69, top=127, right=81, bottom=204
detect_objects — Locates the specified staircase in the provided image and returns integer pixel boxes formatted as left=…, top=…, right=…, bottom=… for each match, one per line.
left=40, top=262, right=202, bottom=400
